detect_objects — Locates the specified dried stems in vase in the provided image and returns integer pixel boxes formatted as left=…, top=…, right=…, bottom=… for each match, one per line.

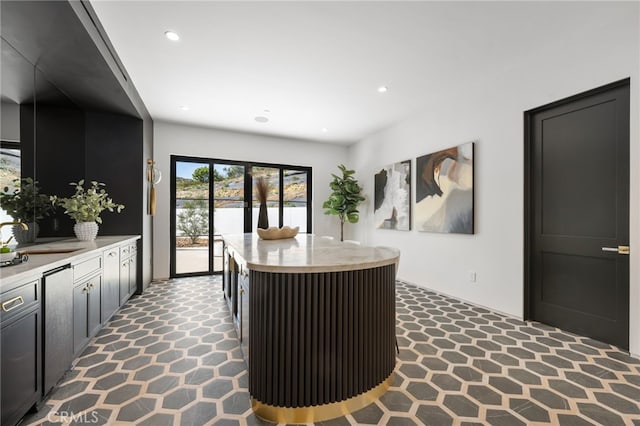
left=255, top=176, right=270, bottom=229
left=255, top=176, right=269, bottom=205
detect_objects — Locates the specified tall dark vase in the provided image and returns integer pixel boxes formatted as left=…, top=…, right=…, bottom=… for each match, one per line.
left=257, top=202, right=269, bottom=229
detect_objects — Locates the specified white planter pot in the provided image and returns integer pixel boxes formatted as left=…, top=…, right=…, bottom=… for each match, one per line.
left=74, top=222, right=99, bottom=241
left=13, top=222, right=39, bottom=244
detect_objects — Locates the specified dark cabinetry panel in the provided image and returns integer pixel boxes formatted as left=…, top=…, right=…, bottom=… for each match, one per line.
left=73, top=271, right=102, bottom=356
left=85, top=112, right=143, bottom=237
left=223, top=246, right=249, bottom=363
left=73, top=256, right=103, bottom=355
left=72, top=283, right=88, bottom=355
left=102, top=248, right=120, bottom=322
left=88, top=275, right=102, bottom=338
left=128, top=255, right=137, bottom=296
left=43, top=265, right=73, bottom=396
left=239, top=272, right=249, bottom=363
left=119, top=241, right=137, bottom=303
left=120, top=257, right=130, bottom=306
left=1, top=280, right=42, bottom=426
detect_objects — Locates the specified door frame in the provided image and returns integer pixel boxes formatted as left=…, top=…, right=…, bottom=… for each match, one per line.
left=170, top=155, right=216, bottom=278
left=170, top=155, right=313, bottom=278
left=523, top=77, right=630, bottom=320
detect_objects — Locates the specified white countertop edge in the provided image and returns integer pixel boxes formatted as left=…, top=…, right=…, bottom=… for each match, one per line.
left=223, top=233, right=400, bottom=274
left=0, top=235, right=140, bottom=290
left=242, top=258, right=400, bottom=273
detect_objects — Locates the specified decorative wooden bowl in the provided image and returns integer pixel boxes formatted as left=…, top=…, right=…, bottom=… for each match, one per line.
left=257, top=226, right=299, bottom=240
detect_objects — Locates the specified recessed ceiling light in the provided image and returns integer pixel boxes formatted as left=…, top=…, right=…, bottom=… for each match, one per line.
left=165, top=30, right=180, bottom=41
left=321, top=128, right=328, bottom=133
left=254, top=116, right=269, bottom=123
left=377, top=86, right=388, bottom=93
left=180, top=105, right=190, bottom=111
left=263, top=109, right=271, bottom=113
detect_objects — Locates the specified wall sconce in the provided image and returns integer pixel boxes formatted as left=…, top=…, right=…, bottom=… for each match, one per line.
left=147, top=159, right=162, bottom=215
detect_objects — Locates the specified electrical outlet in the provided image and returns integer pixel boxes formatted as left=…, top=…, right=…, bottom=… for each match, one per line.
left=469, top=271, right=477, bottom=283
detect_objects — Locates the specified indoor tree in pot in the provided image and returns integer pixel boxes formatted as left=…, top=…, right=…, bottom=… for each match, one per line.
left=0, top=177, right=53, bottom=243
left=51, top=180, right=124, bottom=241
left=323, top=164, right=365, bottom=241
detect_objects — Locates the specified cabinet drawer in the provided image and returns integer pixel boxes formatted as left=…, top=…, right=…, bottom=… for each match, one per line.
left=1, top=279, right=39, bottom=325
left=129, top=242, right=137, bottom=256
left=104, top=248, right=119, bottom=260
left=120, top=245, right=131, bottom=259
left=73, top=256, right=102, bottom=282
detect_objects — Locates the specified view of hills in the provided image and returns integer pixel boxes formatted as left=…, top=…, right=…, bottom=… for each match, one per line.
left=176, top=170, right=307, bottom=208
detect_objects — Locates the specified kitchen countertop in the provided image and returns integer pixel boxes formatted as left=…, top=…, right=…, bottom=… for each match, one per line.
left=222, top=233, right=399, bottom=273
left=0, top=235, right=140, bottom=289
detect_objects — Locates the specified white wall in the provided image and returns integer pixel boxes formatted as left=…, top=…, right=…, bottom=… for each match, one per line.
left=348, top=2, right=640, bottom=356
left=153, top=121, right=348, bottom=279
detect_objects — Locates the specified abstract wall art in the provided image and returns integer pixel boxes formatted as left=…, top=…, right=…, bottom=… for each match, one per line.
left=415, top=142, right=474, bottom=234
left=374, top=160, right=411, bottom=230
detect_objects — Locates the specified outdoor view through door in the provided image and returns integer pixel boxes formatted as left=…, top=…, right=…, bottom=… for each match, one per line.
left=171, top=156, right=311, bottom=277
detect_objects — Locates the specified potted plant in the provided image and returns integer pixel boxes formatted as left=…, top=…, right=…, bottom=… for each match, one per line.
left=322, top=164, right=365, bottom=241
left=0, top=177, right=53, bottom=243
left=51, top=180, right=124, bottom=241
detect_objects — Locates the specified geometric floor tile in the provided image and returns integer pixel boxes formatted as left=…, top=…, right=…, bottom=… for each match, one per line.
left=23, top=276, right=640, bottom=425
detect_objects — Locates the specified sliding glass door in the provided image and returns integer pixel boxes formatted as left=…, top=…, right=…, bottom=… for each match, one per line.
left=171, top=156, right=311, bottom=277
left=173, top=159, right=211, bottom=275
left=212, top=163, right=246, bottom=272
left=283, top=169, right=309, bottom=233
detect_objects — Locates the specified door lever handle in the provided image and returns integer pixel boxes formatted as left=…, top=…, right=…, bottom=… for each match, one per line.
left=602, top=246, right=630, bottom=255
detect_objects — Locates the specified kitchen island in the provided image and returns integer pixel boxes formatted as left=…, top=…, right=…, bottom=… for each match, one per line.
left=222, top=233, right=400, bottom=423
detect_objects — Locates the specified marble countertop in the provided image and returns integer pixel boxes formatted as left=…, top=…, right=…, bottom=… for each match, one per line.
left=222, top=233, right=399, bottom=273
left=0, top=235, right=140, bottom=289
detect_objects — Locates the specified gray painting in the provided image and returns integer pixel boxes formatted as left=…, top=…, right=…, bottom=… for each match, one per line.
left=374, top=160, right=411, bottom=231
left=415, top=142, right=474, bottom=234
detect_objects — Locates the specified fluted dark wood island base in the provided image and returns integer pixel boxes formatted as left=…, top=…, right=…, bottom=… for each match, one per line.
left=222, top=234, right=400, bottom=424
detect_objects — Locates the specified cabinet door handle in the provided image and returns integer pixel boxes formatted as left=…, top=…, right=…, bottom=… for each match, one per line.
left=129, top=258, right=134, bottom=264
left=82, top=286, right=89, bottom=293
left=240, top=287, right=245, bottom=295
left=108, top=251, right=116, bottom=257
left=2, top=295, right=24, bottom=312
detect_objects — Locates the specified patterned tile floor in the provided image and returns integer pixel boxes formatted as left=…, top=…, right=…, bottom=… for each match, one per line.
left=24, top=276, right=640, bottom=426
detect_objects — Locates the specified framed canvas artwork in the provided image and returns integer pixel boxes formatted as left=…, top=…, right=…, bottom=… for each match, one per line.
left=374, top=160, right=411, bottom=230
left=415, top=142, right=474, bottom=234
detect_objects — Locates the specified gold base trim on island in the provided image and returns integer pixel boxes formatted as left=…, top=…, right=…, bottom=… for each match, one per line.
left=251, top=374, right=394, bottom=424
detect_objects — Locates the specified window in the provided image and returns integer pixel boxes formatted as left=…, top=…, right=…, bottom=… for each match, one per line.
left=170, top=156, right=311, bottom=277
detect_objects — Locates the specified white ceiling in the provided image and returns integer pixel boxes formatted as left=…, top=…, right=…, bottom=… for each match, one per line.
left=90, top=1, right=613, bottom=144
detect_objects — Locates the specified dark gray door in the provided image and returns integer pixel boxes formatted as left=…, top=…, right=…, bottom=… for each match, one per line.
left=527, top=79, right=630, bottom=349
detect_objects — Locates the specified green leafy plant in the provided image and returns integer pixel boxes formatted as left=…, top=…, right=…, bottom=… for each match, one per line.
left=51, top=180, right=124, bottom=224
left=0, top=177, right=53, bottom=222
left=322, top=164, right=365, bottom=241
left=177, top=199, right=209, bottom=244
left=192, top=166, right=210, bottom=183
